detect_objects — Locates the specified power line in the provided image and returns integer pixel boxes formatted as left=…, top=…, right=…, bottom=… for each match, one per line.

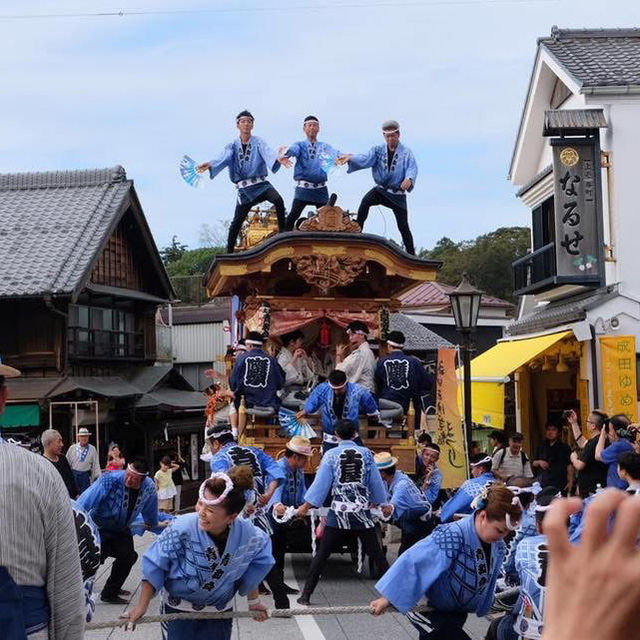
left=0, top=0, right=557, bottom=21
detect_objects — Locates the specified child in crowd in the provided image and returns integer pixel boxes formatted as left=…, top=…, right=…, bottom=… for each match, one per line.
left=154, top=456, right=180, bottom=513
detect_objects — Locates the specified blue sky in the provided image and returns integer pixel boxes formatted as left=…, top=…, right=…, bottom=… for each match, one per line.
left=3, top=1, right=640, bottom=253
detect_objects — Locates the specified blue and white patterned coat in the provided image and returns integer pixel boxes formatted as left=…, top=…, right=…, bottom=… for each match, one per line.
left=304, top=440, right=387, bottom=530
left=285, top=140, right=340, bottom=204
left=376, top=513, right=505, bottom=614
left=375, top=352, right=430, bottom=412
left=269, top=457, right=306, bottom=508
left=229, top=348, right=285, bottom=410
left=77, top=471, right=158, bottom=533
left=347, top=142, right=418, bottom=206
left=387, top=470, right=432, bottom=534
left=207, top=136, right=281, bottom=204
left=439, top=472, right=495, bottom=523
left=142, top=513, right=273, bottom=610
left=303, top=381, right=378, bottom=437
left=501, top=504, right=537, bottom=583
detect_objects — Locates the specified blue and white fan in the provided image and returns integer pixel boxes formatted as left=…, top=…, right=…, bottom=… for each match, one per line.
left=319, top=145, right=341, bottom=176
left=278, top=407, right=317, bottom=439
left=180, top=154, right=206, bottom=189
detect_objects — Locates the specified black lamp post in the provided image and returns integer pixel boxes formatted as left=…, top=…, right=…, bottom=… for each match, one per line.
left=448, top=273, right=483, bottom=456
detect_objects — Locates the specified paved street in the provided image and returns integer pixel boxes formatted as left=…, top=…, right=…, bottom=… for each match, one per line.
left=86, top=527, right=489, bottom=640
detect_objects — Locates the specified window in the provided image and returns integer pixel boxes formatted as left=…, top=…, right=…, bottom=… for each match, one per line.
left=531, top=196, right=555, bottom=251
left=68, top=305, right=141, bottom=359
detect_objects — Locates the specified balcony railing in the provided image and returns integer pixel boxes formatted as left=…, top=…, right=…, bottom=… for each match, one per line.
left=512, top=242, right=557, bottom=296
left=67, top=327, right=145, bottom=360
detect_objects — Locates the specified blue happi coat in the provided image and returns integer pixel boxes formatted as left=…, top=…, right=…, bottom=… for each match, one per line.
left=388, top=471, right=432, bottom=534
left=210, top=442, right=284, bottom=535
left=347, top=142, right=418, bottom=206
left=423, top=467, right=444, bottom=505
left=77, top=471, right=158, bottom=533
left=439, top=472, right=496, bottom=523
left=285, top=140, right=340, bottom=204
left=229, top=348, right=285, bottom=410
left=269, top=457, right=306, bottom=508
left=305, top=440, right=387, bottom=529
left=375, top=352, right=430, bottom=412
left=207, top=136, right=281, bottom=205
left=376, top=513, right=506, bottom=614
left=501, top=503, right=537, bottom=583
left=510, top=534, right=548, bottom=639
left=142, top=513, right=274, bottom=611
left=303, top=381, right=378, bottom=437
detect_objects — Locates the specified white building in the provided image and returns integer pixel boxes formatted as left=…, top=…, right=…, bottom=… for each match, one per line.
left=468, top=27, right=640, bottom=444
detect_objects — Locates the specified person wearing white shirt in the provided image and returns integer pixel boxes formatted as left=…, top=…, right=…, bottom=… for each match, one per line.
left=277, top=330, right=314, bottom=396
left=66, top=427, right=101, bottom=493
left=492, top=433, right=533, bottom=481
left=336, top=321, right=376, bottom=392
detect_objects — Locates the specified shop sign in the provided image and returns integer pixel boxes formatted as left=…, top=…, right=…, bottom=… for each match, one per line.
left=551, top=138, right=602, bottom=281
left=600, top=335, right=638, bottom=422
left=435, top=348, right=468, bottom=488
left=190, top=433, right=199, bottom=480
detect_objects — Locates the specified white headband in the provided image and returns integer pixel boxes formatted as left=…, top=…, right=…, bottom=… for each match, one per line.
left=127, top=464, right=148, bottom=476
left=470, top=455, right=492, bottom=467
left=329, top=381, right=347, bottom=390
left=207, top=427, right=233, bottom=439
left=535, top=492, right=562, bottom=512
left=245, top=339, right=263, bottom=346
left=386, top=340, right=404, bottom=348
left=507, top=486, right=536, bottom=495
left=199, top=472, right=234, bottom=506
left=346, top=328, right=367, bottom=336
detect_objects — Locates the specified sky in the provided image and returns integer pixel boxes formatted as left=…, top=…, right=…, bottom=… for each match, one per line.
left=2, top=1, right=640, bottom=253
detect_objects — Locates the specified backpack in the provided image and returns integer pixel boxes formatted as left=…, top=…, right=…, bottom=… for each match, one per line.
left=498, top=447, right=528, bottom=469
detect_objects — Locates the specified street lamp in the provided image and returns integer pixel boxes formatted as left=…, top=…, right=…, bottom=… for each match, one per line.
left=448, top=273, right=483, bottom=457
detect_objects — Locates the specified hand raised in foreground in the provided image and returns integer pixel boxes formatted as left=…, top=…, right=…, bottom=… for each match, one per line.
left=542, top=489, right=640, bottom=640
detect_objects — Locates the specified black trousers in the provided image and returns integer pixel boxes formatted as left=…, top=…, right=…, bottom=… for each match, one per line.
left=398, top=522, right=432, bottom=556
left=300, top=525, right=389, bottom=599
left=264, top=524, right=290, bottom=608
left=100, top=530, right=138, bottom=597
left=356, top=187, right=415, bottom=254
left=286, top=198, right=325, bottom=230
left=227, top=187, right=285, bottom=252
left=407, top=610, right=470, bottom=640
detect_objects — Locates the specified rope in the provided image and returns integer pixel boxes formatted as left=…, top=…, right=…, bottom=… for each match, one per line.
left=86, top=604, right=434, bottom=630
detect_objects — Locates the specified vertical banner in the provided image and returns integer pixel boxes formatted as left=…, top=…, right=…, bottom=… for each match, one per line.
left=435, top=348, right=468, bottom=488
left=600, top=336, right=638, bottom=422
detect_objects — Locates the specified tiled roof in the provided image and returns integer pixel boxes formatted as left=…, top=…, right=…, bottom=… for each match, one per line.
left=0, top=166, right=131, bottom=298
left=399, top=281, right=513, bottom=309
left=507, top=287, right=617, bottom=336
left=541, top=27, right=640, bottom=88
left=389, top=313, right=453, bottom=351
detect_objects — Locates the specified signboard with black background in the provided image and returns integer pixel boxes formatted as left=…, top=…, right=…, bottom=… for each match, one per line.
left=551, top=137, right=604, bottom=285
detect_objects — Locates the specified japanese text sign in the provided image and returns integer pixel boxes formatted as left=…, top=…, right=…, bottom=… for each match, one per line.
left=600, top=335, right=638, bottom=422
left=551, top=138, right=602, bottom=280
left=435, top=348, right=468, bottom=488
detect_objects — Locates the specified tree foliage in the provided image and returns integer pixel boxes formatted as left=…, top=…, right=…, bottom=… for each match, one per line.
left=419, top=227, right=531, bottom=301
left=159, top=235, right=187, bottom=265
left=163, top=246, right=225, bottom=278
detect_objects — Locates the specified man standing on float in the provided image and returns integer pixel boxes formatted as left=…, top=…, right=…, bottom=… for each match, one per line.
left=280, top=115, right=341, bottom=230
left=197, top=110, right=289, bottom=253
left=340, top=120, right=417, bottom=255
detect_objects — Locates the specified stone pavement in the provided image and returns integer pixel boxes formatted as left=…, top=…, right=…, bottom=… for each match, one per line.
left=86, top=528, right=489, bottom=640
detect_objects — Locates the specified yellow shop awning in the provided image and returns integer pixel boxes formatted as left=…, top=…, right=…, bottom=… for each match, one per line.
left=460, top=331, right=572, bottom=429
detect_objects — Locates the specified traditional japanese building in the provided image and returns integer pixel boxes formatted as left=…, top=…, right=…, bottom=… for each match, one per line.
left=0, top=166, right=209, bottom=500
left=469, top=28, right=640, bottom=447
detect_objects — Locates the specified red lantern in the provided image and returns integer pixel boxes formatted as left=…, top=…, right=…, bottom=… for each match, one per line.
left=319, top=320, right=331, bottom=349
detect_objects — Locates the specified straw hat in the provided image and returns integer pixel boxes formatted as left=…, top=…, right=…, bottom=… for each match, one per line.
left=78, top=427, right=91, bottom=436
left=0, top=356, right=21, bottom=378
left=286, top=436, right=313, bottom=457
left=374, top=452, right=398, bottom=469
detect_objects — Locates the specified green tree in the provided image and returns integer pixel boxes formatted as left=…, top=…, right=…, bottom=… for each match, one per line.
left=165, top=246, right=225, bottom=278
left=420, top=227, right=531, bottom=302
left=160, top=235, right=188, bottom=265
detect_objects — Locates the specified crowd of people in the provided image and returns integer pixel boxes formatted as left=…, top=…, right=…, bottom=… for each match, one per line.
left=4, top=352, right=640, bottom=640
left=195, top=111, right=418, bottom=254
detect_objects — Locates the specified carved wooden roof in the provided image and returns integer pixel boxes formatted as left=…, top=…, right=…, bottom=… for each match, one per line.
left=204, top=231, right=441, bottom=301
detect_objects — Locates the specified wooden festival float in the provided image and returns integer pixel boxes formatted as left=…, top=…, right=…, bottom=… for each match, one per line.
left=203, top=195, right=441, bottom=472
